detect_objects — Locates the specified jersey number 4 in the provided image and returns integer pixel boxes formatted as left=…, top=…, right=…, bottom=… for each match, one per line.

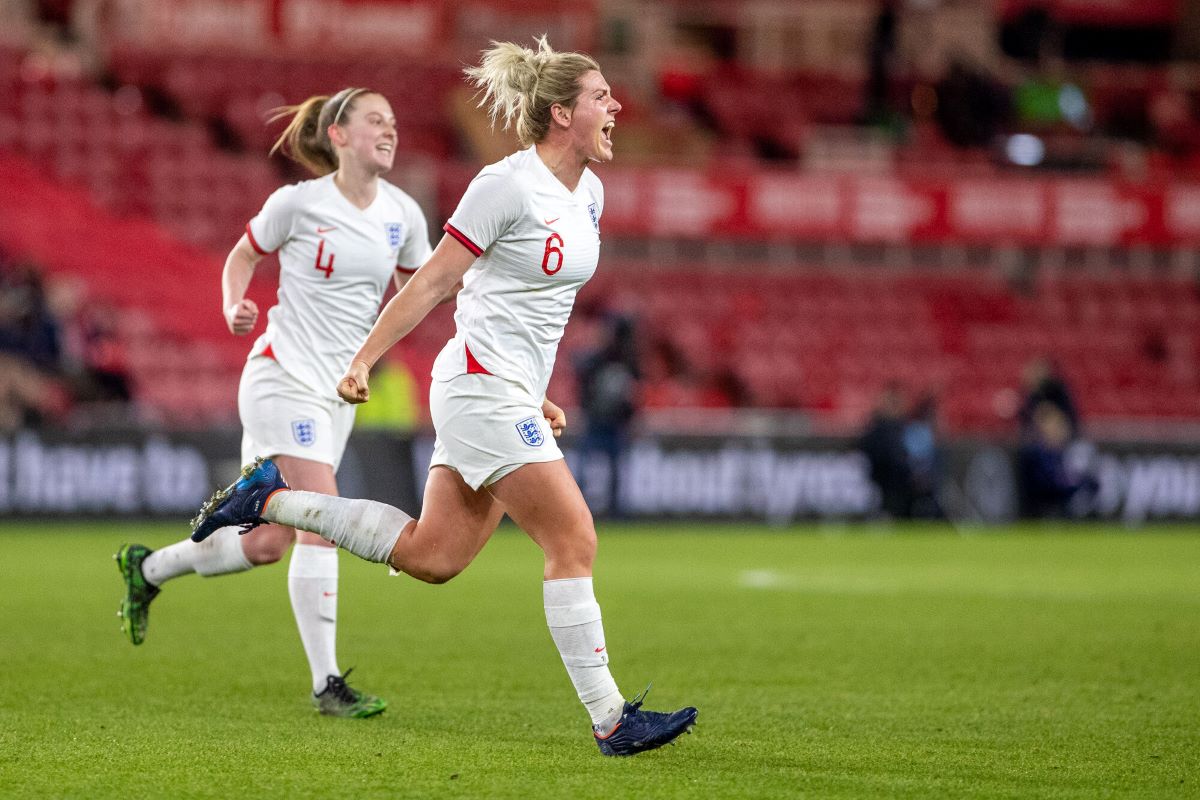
left=541, top=233, right=564, bottom=275
left=315, top=239, right=335, bottom=279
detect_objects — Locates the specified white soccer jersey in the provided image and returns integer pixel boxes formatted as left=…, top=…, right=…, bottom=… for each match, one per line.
left=245, top=174, right=432, bottom=400
left=434, top=146, right=603, bottom=399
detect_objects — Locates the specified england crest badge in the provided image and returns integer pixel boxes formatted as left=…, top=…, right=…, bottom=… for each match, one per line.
left=292, top=419, right=316, bottom=446
left=515, top=416, right=545, bottom=447
left=385, top=222, right=403, bottom=249
left=587, top=202, right=599, bottom=232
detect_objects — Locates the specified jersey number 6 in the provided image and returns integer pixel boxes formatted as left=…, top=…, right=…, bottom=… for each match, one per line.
left=541, top=233, right=564, bottom=276
left=314, top=239, right=335, bottom=279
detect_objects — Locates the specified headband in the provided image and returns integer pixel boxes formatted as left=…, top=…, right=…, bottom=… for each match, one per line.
left=332, top=88, right=367, bottom=125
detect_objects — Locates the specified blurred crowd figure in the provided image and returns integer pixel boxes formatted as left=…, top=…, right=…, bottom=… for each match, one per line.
left=859, top=360, right=1099, bottom=521
left=0, top=252, right=133, bottom=432
left=1016, top=357, right=1096, bottom=518
left=575, top=313, right=640, bottom=518
left=858, top=384, right=944, bottom=520
left=1018, top=356, right=1078, bottom=438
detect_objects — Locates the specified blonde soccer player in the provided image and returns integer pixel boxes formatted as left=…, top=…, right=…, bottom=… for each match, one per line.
left=190, top=38, right=699, bottom=755
left=117, top=87, right=434, bottom=718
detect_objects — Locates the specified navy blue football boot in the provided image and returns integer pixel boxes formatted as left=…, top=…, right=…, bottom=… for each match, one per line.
left=593, top=686, right=699, bottom=757
left=190, top=457, right=289, bottom=542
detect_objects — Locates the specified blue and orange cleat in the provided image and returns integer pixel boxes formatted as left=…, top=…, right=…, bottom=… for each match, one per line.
left=190, top=457, right=288, bottom=542
left=594, top=686, right=698, bottom=757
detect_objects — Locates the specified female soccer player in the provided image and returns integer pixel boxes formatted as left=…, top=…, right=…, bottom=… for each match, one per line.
left=117, top=87, right=434, bottom=718
left=191, top=37, right=698, bottom=756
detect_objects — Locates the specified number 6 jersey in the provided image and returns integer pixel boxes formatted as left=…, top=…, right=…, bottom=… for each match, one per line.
left=244, top=174, right=432, bottom=400
left=436, top=145, right=604, bottom=400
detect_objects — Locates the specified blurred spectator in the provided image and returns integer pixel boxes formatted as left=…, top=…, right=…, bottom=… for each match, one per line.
left=0, top=258, right=136, bottom=428
left=76, top=303, right=132, bottom=403
left=1148, top=67, right=1200, bottom=161
left=1018, top=356, right=1079, bottom=440
left=0, top=262, right=62, bottom=370
left=903, top=393, right=943, bottom=519
left=0, top=260, right=70, bottom=430
left=1001, top=4, right=1060, bottom=63
left=0, top=353, right=61, bottom=432
left=859, top=383, right=913, bottom=519
left=1017, top=401, right=1096, bottom=517
left=863, top=0, right=899, bottom=125
left=575, top=314, right=640, bottom=518
left=657, top=28, right=719, bottom=123
left=935, top=57, right=1012, bottom=148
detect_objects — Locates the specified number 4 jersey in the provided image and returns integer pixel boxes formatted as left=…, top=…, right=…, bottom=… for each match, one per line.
left=436, top=145, right=603, bottom=400
left=244, top=174, right=432, bottom=400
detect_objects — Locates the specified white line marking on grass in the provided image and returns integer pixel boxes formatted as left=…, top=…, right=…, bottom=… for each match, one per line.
left=739, top=570, right=801, bottom=590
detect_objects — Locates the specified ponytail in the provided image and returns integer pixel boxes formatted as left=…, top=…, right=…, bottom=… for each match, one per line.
left=464, top=35, right=599, bottom=147
left=268, top=87, right=374, bottom=176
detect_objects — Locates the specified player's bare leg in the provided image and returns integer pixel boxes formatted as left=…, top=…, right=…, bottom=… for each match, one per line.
left=487, top=459, right=697, bottom=753
left=487, top=460, right=596, bottom=580
left=242, top=463, right=503, bottom=583
left=385, top=465, right=506, bottom=583
left=192, top=456, right=695, bottom=751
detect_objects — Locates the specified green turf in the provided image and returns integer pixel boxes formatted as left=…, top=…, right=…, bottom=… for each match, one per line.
left=1, top=522, right=1197, bottom=799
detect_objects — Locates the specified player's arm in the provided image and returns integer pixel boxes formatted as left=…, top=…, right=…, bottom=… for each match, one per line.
left=339, top=234, right=475, bottom=403
left=222, top=235, right=264, bottom=335
left=393, top=269, right=463, bottom=305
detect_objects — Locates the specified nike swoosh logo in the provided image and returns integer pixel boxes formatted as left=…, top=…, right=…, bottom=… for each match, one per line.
left=594, top=646, right=605, bottom=653
left=544, top=217, right=559, bottom=225
left=322, top=592, right=337, bottom=597
left=317, top=226, right=337, bottom=233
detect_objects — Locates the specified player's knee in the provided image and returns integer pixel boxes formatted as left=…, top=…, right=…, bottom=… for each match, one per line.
left=394, top=546, right=469, bottom=585
left=547, top=522, right=597, bottom=573
left=572, top=526, right=598, bottom=566
left=410, top=559, right=465, bottom=585
left=242, top=530, right=292, bottom=565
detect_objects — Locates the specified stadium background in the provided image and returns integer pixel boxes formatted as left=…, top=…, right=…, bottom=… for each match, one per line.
left=1, top=0, right=1200, bottom=525
left=2, top=4, right=1199, bottom=798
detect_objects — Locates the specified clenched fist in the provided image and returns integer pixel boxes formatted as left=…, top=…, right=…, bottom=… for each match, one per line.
left=225, top=299, right=259, bottom=335
left=337, top=360, right=372, bottom=404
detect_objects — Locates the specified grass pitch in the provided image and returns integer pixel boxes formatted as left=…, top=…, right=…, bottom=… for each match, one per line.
left=0, top=522, right=1197, bottom=799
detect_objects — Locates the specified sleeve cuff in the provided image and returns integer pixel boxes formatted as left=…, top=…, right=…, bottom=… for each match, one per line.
left=245, top=222, right=272, bottom=255
left=443, top=222, right=483, bottom=257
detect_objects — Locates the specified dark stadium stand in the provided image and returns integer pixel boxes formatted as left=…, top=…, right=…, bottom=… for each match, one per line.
left=0, top=48, right=280, bottom=253
left=586, top=267, right=1200, bottom=432
left=3, top=31, right=1199, bottom=435
left=0, top=151, right=256, bottom=424
left=107, top=49, right=460, bottom=160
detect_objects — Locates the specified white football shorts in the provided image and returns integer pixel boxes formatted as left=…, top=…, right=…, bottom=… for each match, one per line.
left=429, top=372, right=563, bottom=490
left=238, top=355, right=355, bottom=470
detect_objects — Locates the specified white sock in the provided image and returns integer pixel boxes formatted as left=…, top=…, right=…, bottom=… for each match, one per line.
left=141, top=527, right=252, bottom=585
left=288, top=544, right=340, bottom=693
left=266, top=491, right=410, bottom=564
left=544, top=577, right=625, bottom=731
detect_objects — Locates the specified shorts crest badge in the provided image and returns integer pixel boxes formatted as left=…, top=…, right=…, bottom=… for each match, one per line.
left=385, top=222, right=403, bottom=249
left=515, top=416, right=544, bottom=447
left=292, top=419, right=317, bottom=446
